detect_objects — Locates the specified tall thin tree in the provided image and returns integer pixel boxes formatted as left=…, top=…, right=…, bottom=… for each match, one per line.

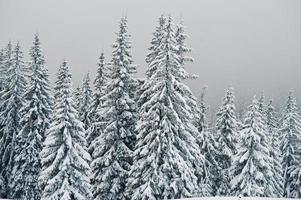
left=279, top=92, right=301, bottom=198
left=215, top=87, right=238, bottom=195
left=128, top=16, right=207, bottom=199
left=10, top=34, right=53, bottom=199
left=90, top=17, right=137, bottom=200
left=0, top=42, right=28, bottom=198
left=39, top=60, right=92, bottom=200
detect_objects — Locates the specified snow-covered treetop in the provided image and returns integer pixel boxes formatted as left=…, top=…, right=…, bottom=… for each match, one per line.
left=94, top=51, right=106, bottom=93
left=112, top=16, right=136, bottom=76
left=146, top=14, right=167, bottom=78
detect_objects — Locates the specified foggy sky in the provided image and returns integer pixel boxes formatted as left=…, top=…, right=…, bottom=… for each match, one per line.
left=1, top=0, right=301, bottom=117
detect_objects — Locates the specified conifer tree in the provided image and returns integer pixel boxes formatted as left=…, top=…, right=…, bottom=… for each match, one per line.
left=0, top=44, right=13, bottom=196
left=279, top=92, right=301, bottom=198
left=128, top=16, right=207, bottom=199
left=266, top=100, right=284, bottom=197
left=145, top=14, right=166, bottom=78
left=200, top=127, right=219, bottom=196
left=0, top=48, right=5, bottom=91
left=230, top=97, right=275, bottom=197
left=73, top=86, right=81, bottom=109
left=79, top=73, right=93, bottom=130
left=87, top=52, right=107, bottom=150
left=197, top=86, right=208, bottom=134
left=175, top=19, right=195, bottom=80
left=10, top=34, right=53, bottom=200
left=90, top=17, right=137, bottom=200
left=0, top=42, right=28, bottom=198
left=194, top=86, right=215, bottom=196
left=0, top=43, right=13, bottom=95
left=89, top=52, right=106, bottom=121
left=215, top=87, right=238, bottom=195
left=39, top=60, right=92, bottom=200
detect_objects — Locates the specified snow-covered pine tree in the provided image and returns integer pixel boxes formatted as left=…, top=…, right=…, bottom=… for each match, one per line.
left=73, top=86, right=81, bottom=109
left=197, top=86, right=208, bottom=134
left=39, top=60, right=92, bottom=200
left=266, top=100, right=284, bottom=197
left=79, top=73, right=93, bottom=130
left=191, top=85, right=215, bottom=196
left=175, top=19, right=195, bottom=80
left=0, top=50, right=3, bottom=193
left=89, top=52, right=106, bottom=121
left=127, top=16, right=207, bottom=199
left=200, top=127, right=219, bottom=196
left=10, top=34, right=53, bottom=200
left=90, top=17, right=137, bottom=200
left=0, top=42, right=28, bottom=198
left=215, top=87, right=238, bottom=195
left=0, top=48, right=5, bottom=91
left=145, top=14, right=166, bottom=78
left=279, top=92, right=301, bottom=198
left=230, top=97, right=275, bottom=197
left=0, top=42, right=13, bottom=96
left=258, top=94, right=268, bottom=129
left=87, top=52, right=107, bottom=151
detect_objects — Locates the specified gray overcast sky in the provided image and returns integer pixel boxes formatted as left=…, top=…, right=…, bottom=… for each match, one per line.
left=1, top=0, right=301, bottom=116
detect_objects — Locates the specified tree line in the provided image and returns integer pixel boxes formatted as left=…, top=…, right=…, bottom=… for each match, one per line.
left=0, top=14, right=301, bottom=200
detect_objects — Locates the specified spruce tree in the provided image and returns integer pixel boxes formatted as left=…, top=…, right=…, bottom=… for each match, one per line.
left=200, top=128, right=219, bottom=196
left=145, top=14, right=166, bottom=78
left=0, top=44, right=13, bottom=195
left=0, top=42, right=28, bottom=198
left=215, top=87, right=238, bottom=195
left=89, top=52, right=106, bottom=122
left=73, top=86, right=81, bottom=109
left=90, top=17, right=137, bottom=200
left=175, top=19, right=195, bottom=80
left=79, top=73, right=93, bottom=130
left=128, top=16, right=206, bottom=199
left=39, top=60, right=92, bottom=200
left=0, top=48, right=5, bottom=91
left=194, top=86, right=215, bottom=196
left=197, top=86, right=208, bottom=134
left=10, top=34, right=53, bottom=200
left=279, top=92, right=301, bottom=198
left=87, top=52, right=107, bottom=151
left=0, top=43, right=13, bottom=97
left=266, top=100, right=284, bottom=197
left=230, top=97, right=275, bottom=197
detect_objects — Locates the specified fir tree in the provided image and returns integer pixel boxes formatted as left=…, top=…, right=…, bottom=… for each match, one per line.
left=195, top=85, right=215, bottom=196
left=145, top=14, right=166, bottom=78
left=215, top=87, right=238, bottom=195
left=128, top=16, right=207, bottom=199
left=279, top=92, right=301, bottom=198
left=175, top=19, right=195, bottom=80
left=10, top=34, right=53, bottom=200
left=87, top=52, right=107, bottom=151
left=39, top=60, right=92, bottom=200
left=199, top=128, right=219, bottom=196
left=90, top=17, right=137, bottom=200
left=0, top=44, right=13, bottom=194
left=266, top=100, right=284, bottom=197
left=197, top=86, right=208, bottom=134
left=0, top=48, right=5, bottom=91
left=89, top=52, right=106, bottom=122
left=73, top=86, right=81, bottom=109
left=0, top=42, right=28, bottom=198
left=230, top=97, right=275, bottom=197
left=79, top=73, right=93, bottom=130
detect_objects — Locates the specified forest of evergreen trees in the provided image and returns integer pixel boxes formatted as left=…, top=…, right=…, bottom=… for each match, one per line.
left=0, top=15, right=301, bottom=200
